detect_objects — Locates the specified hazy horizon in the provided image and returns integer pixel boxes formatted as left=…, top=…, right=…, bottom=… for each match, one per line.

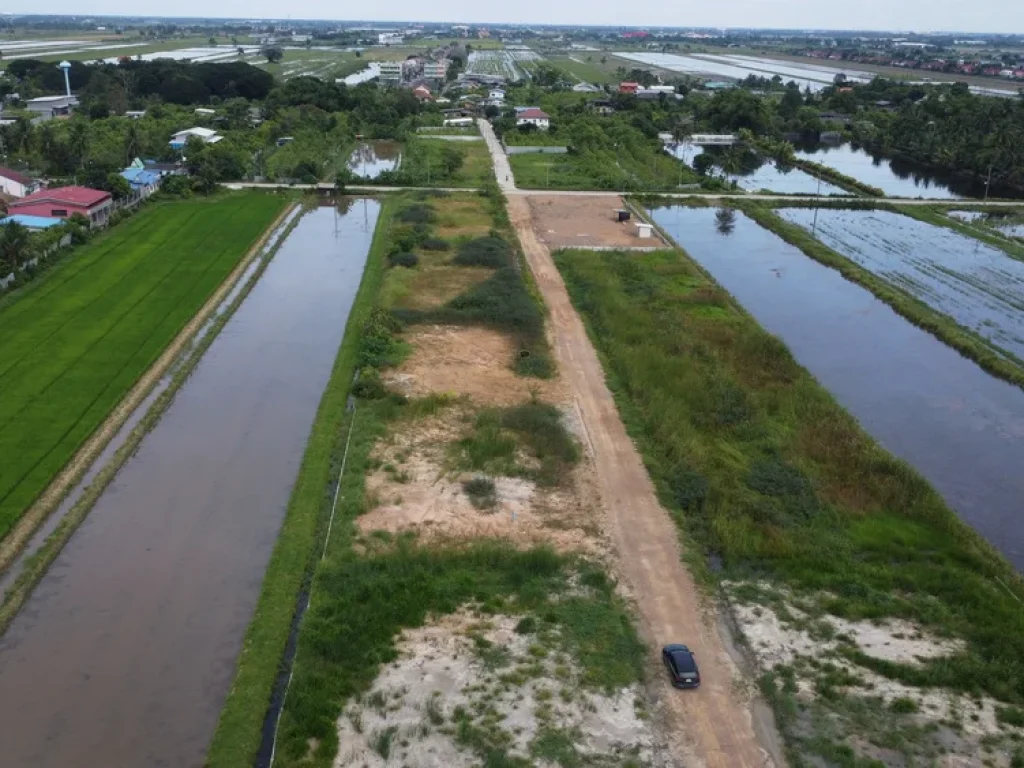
left=3, top=2, right=1023, bottom=36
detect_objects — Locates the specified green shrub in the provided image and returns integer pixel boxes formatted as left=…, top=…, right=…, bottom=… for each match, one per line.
left=357, top=308, right=407, bottom=368
left=422, top=237, right=450, bottom=251
left=388, top=251, right=419, bottom=268
left=453, top=236, right=514, bottom=268
left=463, top=476, right=497, bottom=510
left=398, top=203, right=435, bottom=224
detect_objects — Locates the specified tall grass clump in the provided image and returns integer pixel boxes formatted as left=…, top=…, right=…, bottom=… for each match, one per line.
left=555, top=246, right=1024, bottom=708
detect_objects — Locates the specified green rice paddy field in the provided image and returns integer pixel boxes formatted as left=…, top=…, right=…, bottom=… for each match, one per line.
left=0, top=192, right=286, bottom=540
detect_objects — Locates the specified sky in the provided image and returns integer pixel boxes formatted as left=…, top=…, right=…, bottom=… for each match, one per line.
left=9, top=0, right=1024, bottom=34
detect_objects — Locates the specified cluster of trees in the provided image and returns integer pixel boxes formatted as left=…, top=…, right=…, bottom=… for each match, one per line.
left=5, top=59, right=273, bottom=112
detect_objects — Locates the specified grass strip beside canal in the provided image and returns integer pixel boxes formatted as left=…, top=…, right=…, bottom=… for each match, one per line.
left=0, top=199, right=301, bottom=635
left=789, top=157, right=886, bottom=198
left=554, top=245, right=1024, bottom=764
left=206, top=197, right=398, bottom=768
left=735, top=201, right=1024, bottom=390
left=898, top=204, right=1024, bottom=264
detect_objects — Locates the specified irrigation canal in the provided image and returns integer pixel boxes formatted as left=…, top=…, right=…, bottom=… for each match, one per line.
left=0, top=199, right=380, bottom=767
left=651, top=205, right=1024, bottom=570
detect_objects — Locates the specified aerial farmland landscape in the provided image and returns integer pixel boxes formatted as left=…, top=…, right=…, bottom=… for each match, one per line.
left=0, top=3, right=1022, bottom=768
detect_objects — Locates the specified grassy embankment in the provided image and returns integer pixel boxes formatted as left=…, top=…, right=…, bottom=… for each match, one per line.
left=899, top=205, right=1024, bottom=262
left=734, top=200, right=1024, bottom=389
left=0, top=192, right=286, bottom=544
left=788, top=158, right=886, bottom=198
left=209, top=189, right=595, bottom=767
left=556, top=242, right=1024, bottom=765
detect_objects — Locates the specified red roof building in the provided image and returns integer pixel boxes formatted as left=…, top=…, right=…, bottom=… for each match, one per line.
left=413, top=85, right=432, bottom=100
left=8, top=186, right=113, bottom=228
left=619, top=82, right=641, bottom=94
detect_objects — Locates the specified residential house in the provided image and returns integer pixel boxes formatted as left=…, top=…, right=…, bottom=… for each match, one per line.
left=413, top=85, right=433, bottom=100
left=515, top=107, right=550, bottom=131
left=169, top=127, right=223, bottom=149
left=618, top=81, right=641, bottom=94
left=8, top=186, right=113, bottom=228
left=0, top=167, right=38, bottom=198
left=25, top=95, right=78, bottom=121
left=572, top=82, right=601, bottom=92
left=194, top=107, right=216, bottom=117
left=488, top=88, right=506, bottom=101
left=588, top=99, right=616, bottom=116
left=125, top=110, right=147, bottom=119
left=120, top=168, right=162, bottom=203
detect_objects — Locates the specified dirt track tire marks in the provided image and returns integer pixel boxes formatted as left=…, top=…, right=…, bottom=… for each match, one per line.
left=505, top=191, right=776, bottom=768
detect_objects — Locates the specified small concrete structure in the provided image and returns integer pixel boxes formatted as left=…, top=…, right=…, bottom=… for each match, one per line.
left=635, top=222, right=654, bottom=239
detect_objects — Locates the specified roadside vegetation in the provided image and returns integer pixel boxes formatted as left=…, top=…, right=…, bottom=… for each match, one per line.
left=211, top=191, right=640, bottom=768
left=555, top=244, right=1024, bottom=766
left=366, top=136, right=493, bottom=188
left=0, top=191, right=286, bottom=544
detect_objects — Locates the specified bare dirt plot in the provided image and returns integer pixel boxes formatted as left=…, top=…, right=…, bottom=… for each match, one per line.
left=357, top=405, right=605, bottom=555
left=335, top=610, right=670, bottom=768
left=386, top=325, right=566, bottom=406
left=525, top=194, right=667, bottom=250
left=506, top=193, right=776, bottom=768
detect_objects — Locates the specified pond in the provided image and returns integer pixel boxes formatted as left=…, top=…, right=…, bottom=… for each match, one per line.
left=649, top=205, right=1024, bottom=571
left=667, top=143, right=848, bottom=195
left=794, top=143, right=1022, bottom=199
left=778, top=208, right=1024, bottom=362
left=0, top=199, right=381, bottom=768
left=348, top=140, right=402, bottom=179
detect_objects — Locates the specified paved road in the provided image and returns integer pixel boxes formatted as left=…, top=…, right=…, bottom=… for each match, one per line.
left=481, top=112, right=776, bottom=767
left=478, top=118, right=517, bottom=192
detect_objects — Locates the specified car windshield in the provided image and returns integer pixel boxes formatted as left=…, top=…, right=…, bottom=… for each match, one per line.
left=671, top=651, right=696, bottom=673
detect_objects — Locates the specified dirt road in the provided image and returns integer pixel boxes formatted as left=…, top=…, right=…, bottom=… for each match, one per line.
left=507, top=195, right=774, bottom=767
left=481, top=120, right=775, bottom=766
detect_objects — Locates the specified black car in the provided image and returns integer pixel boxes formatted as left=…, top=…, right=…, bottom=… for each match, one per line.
left=662, top=644, right=700, bottom=689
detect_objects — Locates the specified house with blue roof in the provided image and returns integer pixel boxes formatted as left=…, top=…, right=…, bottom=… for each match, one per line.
left=120, top=167, right=162, bottom=202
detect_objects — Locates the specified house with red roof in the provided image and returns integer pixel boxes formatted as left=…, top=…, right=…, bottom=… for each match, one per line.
left=8, top=186, right=113, bottom=228
left=619, top=82, right=641, bottom=94
left=0, top=167, right=39, bottom=198
left=515, top=107, right=550, bottom=131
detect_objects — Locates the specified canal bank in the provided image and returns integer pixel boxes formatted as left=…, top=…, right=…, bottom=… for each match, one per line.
left=650, top=204, right=1024, bottom=570
left=0, top=199, right=381, bottom=768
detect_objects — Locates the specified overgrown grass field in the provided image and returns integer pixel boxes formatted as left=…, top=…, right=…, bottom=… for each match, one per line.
left=554, top=247, right=1024, bottom=739
left=0, top=192, right=286, bottom=541
left=510, top=148, right=696, bottom=192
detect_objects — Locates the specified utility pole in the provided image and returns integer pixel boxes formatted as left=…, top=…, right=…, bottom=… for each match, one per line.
left=984, top=164, right=994, bottom=201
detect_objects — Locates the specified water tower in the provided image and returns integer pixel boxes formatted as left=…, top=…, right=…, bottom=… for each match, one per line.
left=58, top=61, right=72, bottom=97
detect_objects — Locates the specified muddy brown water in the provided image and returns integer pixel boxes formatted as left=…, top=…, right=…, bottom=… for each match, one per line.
left=0, top=199, right=380, bottom=767
left=651, top=205, right=1024, bottom=570
left=348, top=140, right=402, bottom=179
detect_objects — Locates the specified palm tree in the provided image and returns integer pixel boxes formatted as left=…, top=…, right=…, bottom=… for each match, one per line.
left=67, top=121, right=90, bottom=171
left=124, top=121, right=140, bottom=166
left=0, top=221, right=33, bottom=270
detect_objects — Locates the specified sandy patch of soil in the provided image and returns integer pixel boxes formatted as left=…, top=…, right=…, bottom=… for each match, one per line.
left=525, top=194, right=667, bottom=250
left=358, top=407, right=605, bottom=556
left=386, top=325, right=566, bottom=406
left=334, top=610, right=669, bottom=768
left=726, top=583, right=1021, bottom=762
left=433, top=197, right=494, bottom=240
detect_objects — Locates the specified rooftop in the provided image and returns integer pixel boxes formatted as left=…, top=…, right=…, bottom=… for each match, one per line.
left=517, top=108, right=550, bottom=120
left=10, top=185, right=111, bottom=208
left=0, top=166, right=32, bottom=185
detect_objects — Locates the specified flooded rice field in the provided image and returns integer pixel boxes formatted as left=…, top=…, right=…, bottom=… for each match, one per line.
left=0, top=199, right=380, bottom=767
left=778, top=208, right=1024, bottom=362
left=949, top=210, right=1024, bottom=239
left=348, top=140, right=402, bottom=178
left=649, top=205, right=1024, bottom=570
left=667, top=142, right=847, bottom=195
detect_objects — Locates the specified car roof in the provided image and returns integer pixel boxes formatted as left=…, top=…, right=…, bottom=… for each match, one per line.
left=663, top=644, right=690, bottom=653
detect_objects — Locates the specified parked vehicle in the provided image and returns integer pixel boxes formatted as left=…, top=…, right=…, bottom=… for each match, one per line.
left=662, top=644, right=700, bottom=689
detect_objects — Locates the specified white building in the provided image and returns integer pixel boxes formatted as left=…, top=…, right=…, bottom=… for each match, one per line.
left=515, top=107, right=550, bottom=130
left=25, top=95, right=78, bottom=121
left=488, top=88, right=506, bottom=101
left=378, top=32, right=404, bottom=45
left=0, top=166, right=38, bottom=198
left=169, top=127, right=223, bottom=149
left=423, top=60, right=448, bottom=81
left=378, top=61, right=403, bottom=84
